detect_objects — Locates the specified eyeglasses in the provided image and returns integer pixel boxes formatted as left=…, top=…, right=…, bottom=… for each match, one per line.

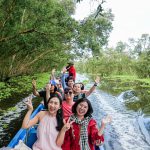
left=64, top=91, right=73, bottom=95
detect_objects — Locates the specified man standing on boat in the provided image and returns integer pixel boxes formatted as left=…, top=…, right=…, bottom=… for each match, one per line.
left=66, top=61, right=76, bottom=82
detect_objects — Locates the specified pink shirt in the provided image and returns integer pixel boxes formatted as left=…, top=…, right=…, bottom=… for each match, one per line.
left=62, top=101, right=74, bottom=120
left=32, top=114, right=62, bottom=150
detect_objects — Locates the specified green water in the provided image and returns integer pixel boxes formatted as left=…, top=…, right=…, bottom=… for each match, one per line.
left=99, top=76, right=150, bottom=116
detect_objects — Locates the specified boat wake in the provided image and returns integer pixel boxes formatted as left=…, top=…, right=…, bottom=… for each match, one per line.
left=138, top=115, right=150, bottom=145
left=88, top=88, right=150, bottom=150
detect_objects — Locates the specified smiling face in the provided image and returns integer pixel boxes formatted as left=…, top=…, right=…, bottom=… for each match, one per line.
left=48, top=97, right=61, bottom=116
left=64, top=88, right=74, bottom=101
left=67, top=79, right=74, bottom=88
left=73, top=83, right=81, bottom=93
left=76, top=101, right=89, bottom=118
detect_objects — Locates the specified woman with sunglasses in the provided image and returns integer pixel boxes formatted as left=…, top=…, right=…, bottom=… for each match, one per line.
left=56, top=98, right=111, bottom=150
left=62, top=87, right=75, bottom=120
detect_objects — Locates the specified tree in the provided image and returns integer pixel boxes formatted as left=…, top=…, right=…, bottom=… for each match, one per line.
left=115, top=41, right=127, bottom=53
left=76, top=0, right=105, bottom=18
left=0, top=0, right=114, bottom=81
left=135, top=51, right=150, bottom=78
left=74, top=9, right=114, bottom=56
left=0, top=0, right=77, bottom=81
left=127, top=34, right=150, bottom=58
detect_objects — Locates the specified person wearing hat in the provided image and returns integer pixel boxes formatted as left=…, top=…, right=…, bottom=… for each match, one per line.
left=66, top=61, right=76, bottom=81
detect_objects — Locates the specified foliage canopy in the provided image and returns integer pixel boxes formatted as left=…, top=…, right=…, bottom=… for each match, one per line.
left=0, top=0, right=113, bottom=81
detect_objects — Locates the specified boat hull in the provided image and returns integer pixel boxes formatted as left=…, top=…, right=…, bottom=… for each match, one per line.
left=8, top=104, right=44, bottom=148
left=7, top=104, right=103, bottom=150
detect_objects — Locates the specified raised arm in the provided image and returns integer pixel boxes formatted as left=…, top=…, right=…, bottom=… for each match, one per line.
left=50, top=68, right=56, bottom=80
left=56, top=118, right=73, bottom=147
left=90, top=115, right=111, bottom=146
left=61, top=67, right=68, bottom=90
left=98, top=115, right=112, bottom=136
left=46, top=83, right=51, bottom=101
left=85, top=76, right=100, bottom=97
left=32, top=79, right=40, bottom=97
left=22, top=98, right=39, bottom=129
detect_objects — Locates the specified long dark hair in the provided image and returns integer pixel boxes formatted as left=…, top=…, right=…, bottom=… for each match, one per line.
left=79, top=82, right=84, bottom=90
left=53, top=85, right=58, bottom=93
left=72, top=98, right=93, bottom=117
left=47, top=94, right=64, bottom=131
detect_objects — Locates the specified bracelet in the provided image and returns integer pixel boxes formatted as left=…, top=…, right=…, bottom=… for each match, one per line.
left=94, top=83, right=98, bottom=86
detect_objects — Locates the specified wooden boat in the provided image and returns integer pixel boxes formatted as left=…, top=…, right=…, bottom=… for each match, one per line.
left=7, top=103, right=104, bottom=150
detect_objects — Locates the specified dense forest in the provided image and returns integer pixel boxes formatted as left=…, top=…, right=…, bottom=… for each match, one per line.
left=0, top=0, right=113, bottom=81
left=0, top=0, right=149, bottom=81
left=77, top=33, right=150, bottom=78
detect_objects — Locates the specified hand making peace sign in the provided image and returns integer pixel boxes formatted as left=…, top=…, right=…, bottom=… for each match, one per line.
left=62, top=117, right=74, bottom=132
left=23, top=97, right=33, bottom=111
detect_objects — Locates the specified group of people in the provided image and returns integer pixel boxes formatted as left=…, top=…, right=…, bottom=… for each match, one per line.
left=22, top=62, right=111, bottom=150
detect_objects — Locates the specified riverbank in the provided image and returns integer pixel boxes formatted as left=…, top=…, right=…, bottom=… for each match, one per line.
left=0, top=72, right=50, bottom=101
left=82, top=74, right=150, bottom=115
left=98, top=75, right=150, bottom=115
left=100, top=75, right=150, bottom=94
left=0, top=72, right=50, bottom=147
left=0, top=73, right=150, bottom=115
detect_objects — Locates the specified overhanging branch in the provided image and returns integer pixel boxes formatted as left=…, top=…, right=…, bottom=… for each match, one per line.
left=0, top=29, right=66, bottom=42
left=0, top=28, right=35, bottom=42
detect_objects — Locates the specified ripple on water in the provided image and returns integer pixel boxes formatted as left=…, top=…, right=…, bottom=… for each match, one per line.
left=0, top=94, right=39, bottom=147
left=88, top=88, right=150, bottom=150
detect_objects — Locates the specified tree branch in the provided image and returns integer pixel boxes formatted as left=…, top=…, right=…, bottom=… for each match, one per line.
left=0, top=28, right=35, bottom=42
left=23, top=49, right=56, bottom=68
left=95, top=0, right=105, bottom=18
left=0, top=0, right=16, bottom=28
left=0, top=29, right=66, bottom=42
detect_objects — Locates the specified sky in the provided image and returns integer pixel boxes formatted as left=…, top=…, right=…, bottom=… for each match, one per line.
left=73, top=0, right=150, bottom=47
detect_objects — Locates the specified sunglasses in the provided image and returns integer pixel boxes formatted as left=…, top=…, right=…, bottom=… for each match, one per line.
left=65, top=91, right=73, bottom=95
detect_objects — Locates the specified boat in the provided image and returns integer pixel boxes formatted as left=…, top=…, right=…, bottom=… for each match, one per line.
left=7, top=103, right=104, bottom=150
left=7, top=104, right=44, bottom=148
